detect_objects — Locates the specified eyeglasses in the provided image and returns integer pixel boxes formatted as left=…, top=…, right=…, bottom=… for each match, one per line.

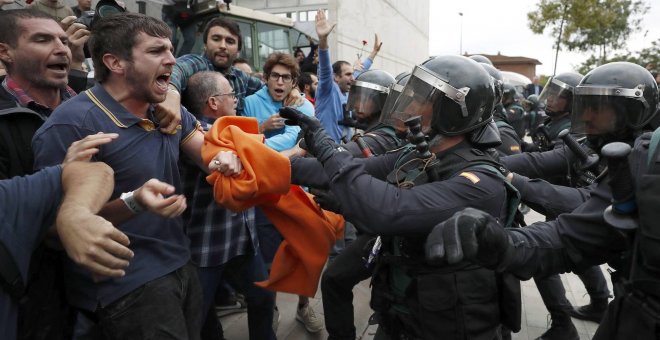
left=211, top=91, right=236, bottom=100
left=268, top=72, right=293, bottom=83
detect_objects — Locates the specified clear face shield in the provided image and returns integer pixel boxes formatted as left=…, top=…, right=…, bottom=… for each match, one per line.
left=570, top=84, right=650, bottom=137
left=346, top=81, right=389, bottom=121
left=539, top=76, right=574, bottom=114
left=386, top=65, right=470, bottom=136
left=379, top=83, right=404, bottom=122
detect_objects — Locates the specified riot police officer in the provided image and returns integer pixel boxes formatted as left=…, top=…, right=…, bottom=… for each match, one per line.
left=522, top=94, right=546, bottom=134
left=502, top=83, right=527, bottom=139
left=283, top=55, right=519, bottom=340
left=342, top=69, right=404, bottom=156
left=480, top=63, right=522, bottom=156
left=425, top=61, right=660, bottom=340
left=528, top=72, right=583, bottom=152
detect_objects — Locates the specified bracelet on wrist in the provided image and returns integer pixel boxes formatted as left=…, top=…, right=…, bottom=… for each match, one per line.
left=120, top=191, right=145, bottom=214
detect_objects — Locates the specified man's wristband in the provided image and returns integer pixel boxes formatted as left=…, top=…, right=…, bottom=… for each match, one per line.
left=120, top=191, right=145, bottom=214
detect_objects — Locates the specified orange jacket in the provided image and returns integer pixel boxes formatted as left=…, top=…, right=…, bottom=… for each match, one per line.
left=202, top=116, right=344, bottom=297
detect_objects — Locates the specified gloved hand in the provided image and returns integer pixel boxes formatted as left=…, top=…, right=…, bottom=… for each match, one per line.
left=309, top=187, right=342, bottom=213
left=280, top=107, right=341, bottom=163
left=425, top=207, right=513, bottom=271
left=280, top=107, right=321, bottom=133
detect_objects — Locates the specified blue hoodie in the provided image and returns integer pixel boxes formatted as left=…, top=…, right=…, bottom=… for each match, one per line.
left=243, top=87, right=315, bottom=151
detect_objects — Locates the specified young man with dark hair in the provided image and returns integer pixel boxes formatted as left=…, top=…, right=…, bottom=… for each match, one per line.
left=32, top=13, right=239, bottom=339
left=165, top=17, right=259, bottom=116
left=162, top=16, right=302, bottom=121
left=298, top=71, right=318, bottom=106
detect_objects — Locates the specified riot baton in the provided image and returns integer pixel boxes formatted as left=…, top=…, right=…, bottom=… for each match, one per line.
left=354, top=135, right=374, bottom=158
left=558, top=129, right=599, bottom=170
left=601, top=142, right=638, bottom=231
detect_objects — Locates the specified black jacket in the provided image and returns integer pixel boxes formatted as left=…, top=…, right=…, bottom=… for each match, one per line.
left=0, top=84, right=49, bottom=179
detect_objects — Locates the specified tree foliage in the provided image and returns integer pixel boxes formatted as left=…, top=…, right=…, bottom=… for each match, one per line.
left=527, top=0, right=648, bottom=61
left=576, top=38, right=660, bottom=74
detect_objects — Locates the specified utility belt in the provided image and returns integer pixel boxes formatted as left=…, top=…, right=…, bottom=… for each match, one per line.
left=0, top=241, right=25, bottom=301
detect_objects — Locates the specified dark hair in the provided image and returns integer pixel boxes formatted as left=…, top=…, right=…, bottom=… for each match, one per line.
left=263, top=52, right=299, bottom=85
left=233, top=57, right=250, bottom=66
left=0, top=9, right=56, bottom=48
left=298, top=72, right=314, bottom=91
left=332, top=60, right=350, bottom=76
left=203, top=17, right=242, bottom=51
left=294, top=48, right=304, bottom=58
left=183, top=71, right=224, bottom=116
left=88, top=12, right=171, bottom=82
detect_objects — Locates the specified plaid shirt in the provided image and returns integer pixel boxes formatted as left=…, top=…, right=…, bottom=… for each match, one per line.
left=2, top=76, right=76, bottom=116
left=179, top=138, right=259, bottom=267
left=170, top=54, right=263, bottom=116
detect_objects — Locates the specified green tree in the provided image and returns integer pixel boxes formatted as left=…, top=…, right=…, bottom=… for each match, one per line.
left=528, top=0, right=648, bottom=63
left=576, top=38, right=660, bottom=74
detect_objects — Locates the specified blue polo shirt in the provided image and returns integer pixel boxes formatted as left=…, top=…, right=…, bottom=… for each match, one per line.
left=32, top=83, right=199, bottom=311
left=0, top=166, right=62, bottom=340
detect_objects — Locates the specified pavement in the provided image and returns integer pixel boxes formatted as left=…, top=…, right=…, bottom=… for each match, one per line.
left=219, top=210, right=611, bottom=340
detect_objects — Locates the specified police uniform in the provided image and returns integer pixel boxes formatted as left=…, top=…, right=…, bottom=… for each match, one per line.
left=319, top=122, right=405, bottom=340
left=504, top=102, right=527, bottom=139
left=426, top=61, right=660, bottom=340
left=493, top=105, right=522, bottom=156
left=286, top=55, right=520, bottom=340
left=503, top=132, right=655, bottom=339
left=530, top=115, right=571, bottom=152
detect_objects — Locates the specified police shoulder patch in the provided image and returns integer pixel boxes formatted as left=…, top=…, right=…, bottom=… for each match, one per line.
left=510, top=145, right=521, bottom=152
left=459, top=172, right=480, bottom=184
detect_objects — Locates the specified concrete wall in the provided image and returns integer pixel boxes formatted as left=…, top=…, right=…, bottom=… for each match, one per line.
left=328, top=0, right=429, bottom=76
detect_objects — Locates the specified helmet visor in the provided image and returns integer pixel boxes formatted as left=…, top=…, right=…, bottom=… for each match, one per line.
left=390, top=65, right=470, bottom=134
left=571, top=85, right=651, bottom=136
left=539, top=76, right=574, bottom=113
left=346, top=81, right=389, bottom=116
left=379, top=83, right=404, bottom=124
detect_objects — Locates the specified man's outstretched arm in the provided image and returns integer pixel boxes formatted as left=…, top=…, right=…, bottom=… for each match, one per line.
left=56, top=162, right=134, bottom=279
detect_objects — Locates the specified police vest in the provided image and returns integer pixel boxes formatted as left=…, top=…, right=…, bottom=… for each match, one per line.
left=371, top=144, right=522, bottom=338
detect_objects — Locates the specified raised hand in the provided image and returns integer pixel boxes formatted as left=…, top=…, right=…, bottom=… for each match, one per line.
left=315, top=9, right=336, bottom=40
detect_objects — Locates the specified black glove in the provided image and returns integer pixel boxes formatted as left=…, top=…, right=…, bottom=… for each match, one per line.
left=309, top=188, right=342, bottom=214
left=280, top=107, right=341, bottom=163
left=280, top=107, right=321, bottom=133
left=425, top=207, right=513, bottom=271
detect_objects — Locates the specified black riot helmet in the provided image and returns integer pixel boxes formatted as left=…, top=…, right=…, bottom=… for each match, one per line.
left=469, top=54, right=493, bottom=66
left=479, top=63, right=504, bottom=105
left=570, top=62, right=659, bottom=145
left=346, top=69, right=395, bottom=124
left=391, top=55, right=495, bottom=136
left=522, top=94, right=544, bottom=112
left=539, top=72, right=583, bottom=117
left=380, top=72, right=411, bottom=134
left=501, top=83, right=520, bottom=106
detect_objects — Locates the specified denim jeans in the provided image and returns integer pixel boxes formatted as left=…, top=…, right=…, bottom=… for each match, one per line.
left=96, top=263, right=203, bottom=340
left=197, top=253, right=276, bottom=340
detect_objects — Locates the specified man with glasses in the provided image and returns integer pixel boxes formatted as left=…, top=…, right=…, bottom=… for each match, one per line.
left=243, top=52, right=314, bottom=152
left=179, top=71, right=275, bottom=340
